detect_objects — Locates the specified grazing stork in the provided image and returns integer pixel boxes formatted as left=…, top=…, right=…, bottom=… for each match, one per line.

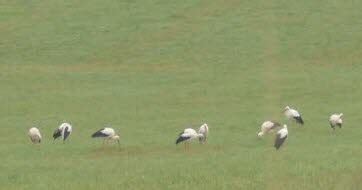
left=198, top=123, right=209, bottom=144
left=28, top=127, right=42, bottom=144
left=284, top=106, right=304, bottom=125
left=257, top=121, right=281, bottom=137
left=274, top=124, right=288, bottom=150
left=176, top=128, right=204, bottom=150
left=53, top=122, right=72, bottom=143
left=91, top=127, right=120, bottom=145
left=329, top=113, right=343, bottom=130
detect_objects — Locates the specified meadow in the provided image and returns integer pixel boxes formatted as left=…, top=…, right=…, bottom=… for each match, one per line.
left=1, top=0, right=362, bottom=189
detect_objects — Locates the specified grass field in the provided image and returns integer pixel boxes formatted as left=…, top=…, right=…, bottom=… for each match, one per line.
left=1, top=0, right=362, bottom=189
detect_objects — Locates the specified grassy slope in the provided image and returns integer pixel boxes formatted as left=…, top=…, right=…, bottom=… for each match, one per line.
left=1, top=0, right=362, bottom=189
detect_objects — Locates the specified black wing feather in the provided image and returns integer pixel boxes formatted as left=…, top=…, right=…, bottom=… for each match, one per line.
left=176, top=136, right=191, bottom=144
left=63, top=127, right=71, bottom=141
left=53, top=128, right=61, bottom=139
left=274, top=134, right=287, bottom=150
left=91, top=128, right=108, bottom=138
left=294, top=116, right=304, bottom=125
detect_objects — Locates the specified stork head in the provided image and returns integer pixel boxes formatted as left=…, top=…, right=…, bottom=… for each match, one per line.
left=283, top=106, right=290, bottom=112
left=283, top=124, right=288, bottom=129
left=339, top=113, right=343, bottom=117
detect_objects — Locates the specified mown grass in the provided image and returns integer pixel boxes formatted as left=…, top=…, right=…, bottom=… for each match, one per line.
left=1, top=0, right=362, bottom=189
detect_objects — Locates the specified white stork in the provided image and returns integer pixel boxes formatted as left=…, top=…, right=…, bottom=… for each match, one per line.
left=176, top=128, right=204, bottom=150
left=257, top=121, right=281, bottom=137
left=91, top=127, right=120, bottom=145
left=198, top=123, right=209, bottom=144
left=28, top=127, right=42, bottom=144
left=329, top=113, right=343, bottom=130
left=53, top=122, right=72, bottom=143
left=274, top=124, right=288, bottom=150
left=284, top=106, right=304, bottom=125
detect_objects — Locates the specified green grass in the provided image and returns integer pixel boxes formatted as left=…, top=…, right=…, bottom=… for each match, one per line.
left=1, top=0, right=362, bottom=189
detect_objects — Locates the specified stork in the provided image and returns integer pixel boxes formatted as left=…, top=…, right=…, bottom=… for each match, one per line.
left=257, top=121, right=281, bottom=137
left=198, top=123, right=209, bottom=144
left=284, top=106, right=304, bottom=125
left=91, top=127, right=120, bottom=145
left=176, top=128, right=203, bottom=150
left=274, top=124, right=288, bottom=150
left=28, top=127, right=42, bottom=144
left=53, top=122, right=72, bottom=143
left=329, top=113, right=343, bottom=130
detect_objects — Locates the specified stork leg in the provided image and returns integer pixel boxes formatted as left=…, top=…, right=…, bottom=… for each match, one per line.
left=331, top=127, right=336, bottom=136
left=114, top=139, right=121, bottom=150
left=199, top=137, right=204, bottom=144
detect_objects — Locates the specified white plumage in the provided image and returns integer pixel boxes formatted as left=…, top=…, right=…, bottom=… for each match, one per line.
left=91, top=127, right=120, bottom=144
left=284, top=106, right=304, bottom=125
left=110, top=135, right=120, bottom=143
left=176, top=128, right=203, bottom=150
left=53, top=122, right=72, bottom=142
left=274, top=124, right=288, bottom=150
left=28, top=127, right=42, bottom=144
left=257, top=121, right=281, bottom=137
left=329, top=113, right=343, bottom=130
left=198, top=123, right=209, bottom=144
